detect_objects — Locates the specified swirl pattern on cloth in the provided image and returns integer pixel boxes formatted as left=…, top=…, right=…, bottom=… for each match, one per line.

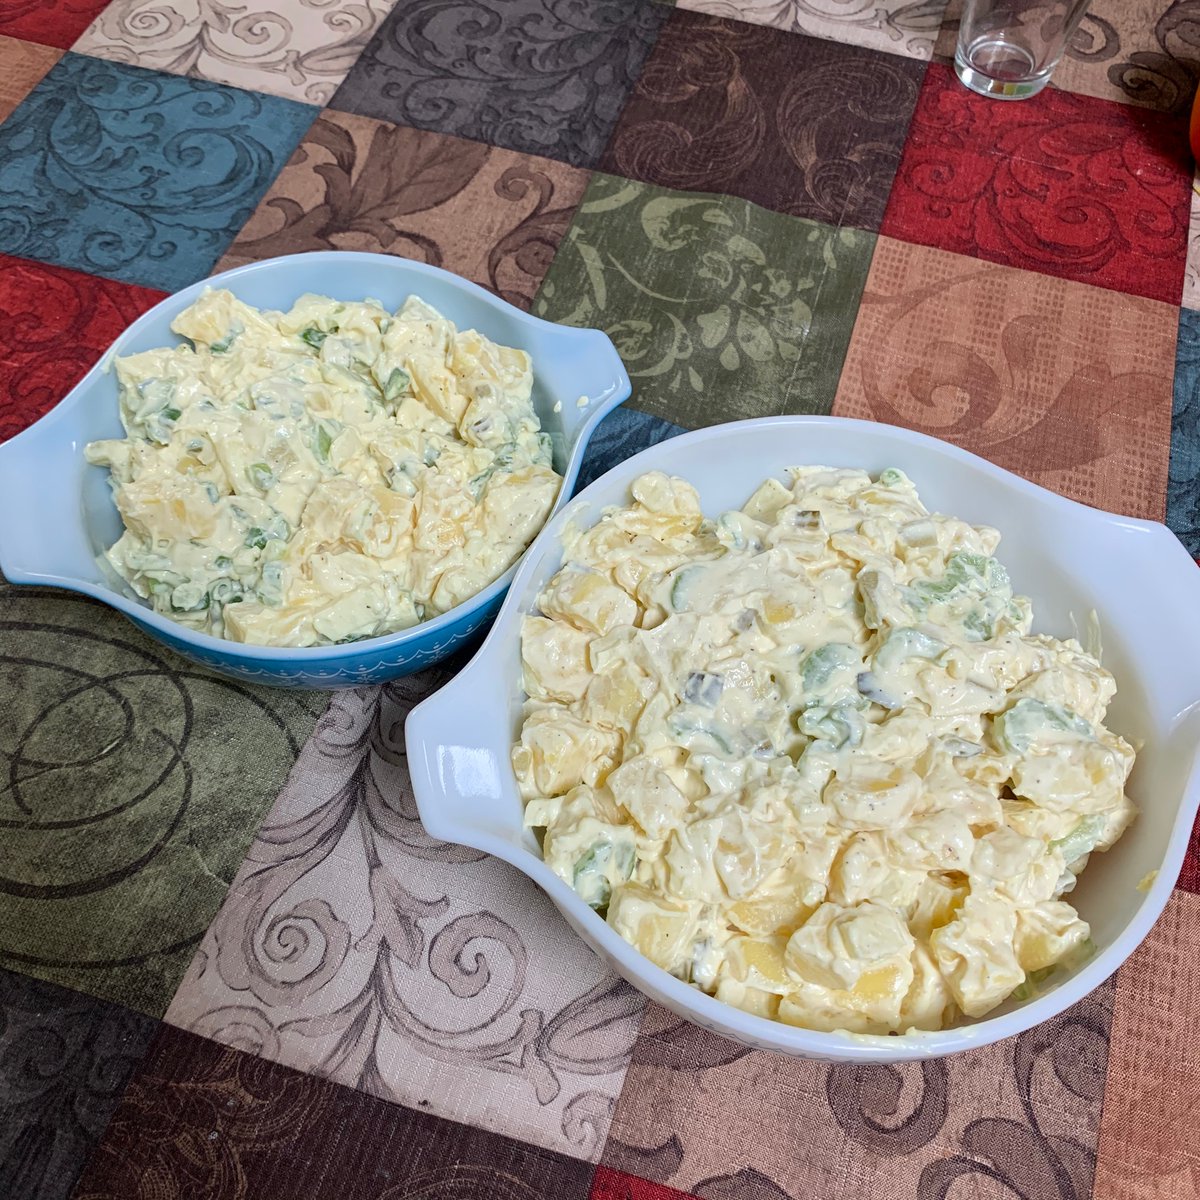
left=0, top=0, right=111, bottom=48
left=74, top=0, right=396, bottom=105
left=329, top=0, right=670, bottom=168
left=0, top=53, right=316, bottom=290
left=599, top=10, right=924, bottom=230
left=0, top=255, right=165, bottom=442
left=677, top=0, right=946, bottom=60
left=881, top=63, right=1191, bottom=304
left=0, top=583, right=324, bottom=1016
left=603, top=983, right=1115, bottom=1200
left=533, top=173, right=875, bottom=429
left=832, top=237, right=1176, bottom=521
left=70, top=1023, right=597, bottom=1198
left=164, top=675, right=644, bottom=1162
left=0, top=969, right=157, bottom=1198
left=219, top=110, right=589, bottom=311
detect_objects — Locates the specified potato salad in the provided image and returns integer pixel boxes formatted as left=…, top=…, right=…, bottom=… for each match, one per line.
left=85, top=289, right=560, bottom=646
left=513, top=468, right=1136, bottom=1034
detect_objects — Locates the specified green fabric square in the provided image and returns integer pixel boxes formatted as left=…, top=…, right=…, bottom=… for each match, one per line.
left=533, top=174, right=874, bottom=429
left=0, top=581, right=326, bottom=1017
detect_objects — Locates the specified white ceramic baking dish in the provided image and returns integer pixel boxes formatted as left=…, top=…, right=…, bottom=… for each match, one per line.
left=406, top=415, right=1200, bottom=1061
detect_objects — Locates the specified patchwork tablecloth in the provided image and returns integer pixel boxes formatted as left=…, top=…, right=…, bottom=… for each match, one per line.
left=2, top=1, right=1199, bottom=1198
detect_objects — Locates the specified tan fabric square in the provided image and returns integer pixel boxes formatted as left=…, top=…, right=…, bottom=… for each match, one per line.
left=1094, top=889, right=1200, bottom=1200
left=833, top=236, right=1176, bottom=520
left=164, top=678, right=643, bottom=1163
left=73, top=0, right=395, bottom=105
left=0, top=35, right=61, bottom=124
left=1183, top=170, right=1200, bottom=313
left=219, top=111, right=590, bottom=312
left=676, top=0, right=943, bottom=59
left=605, top=982, right=1114, bottom=1198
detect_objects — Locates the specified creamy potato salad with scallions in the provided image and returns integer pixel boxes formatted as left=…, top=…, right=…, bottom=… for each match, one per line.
left=513, top=468, right=1136, bottom=1034
left=85, top=288, right=560, bottom=646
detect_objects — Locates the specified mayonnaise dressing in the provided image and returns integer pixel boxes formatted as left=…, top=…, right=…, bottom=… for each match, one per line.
left=514, top=468, right=1135, bottom=1033
left=86, top=288, right=560, bottom=646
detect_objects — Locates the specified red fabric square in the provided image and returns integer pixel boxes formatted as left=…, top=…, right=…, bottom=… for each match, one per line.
left=1180, top=810, right=1200, bottom=895
left=591, top=1167, right=697, bottom=1200
left=0, top=0, right=111, bottom=48
left=0, top=255, right=166, bottom=443
left=881, top=63, right=1192, bottom=304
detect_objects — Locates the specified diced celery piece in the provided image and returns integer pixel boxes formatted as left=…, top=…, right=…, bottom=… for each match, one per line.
left=801, top=643, right=857, bottom=693
left=669, top=565, right=707, bottom=612
left=910, top=552, right=1010, bottom=608
left=247, top=462, right=274, bottom=491
left=856, top=671, right=898, bottom=709
left=798, top=703, right=865, bottom=749
left=1050, top=814, right=1106, bottom=868
left=1012, top=964, right=1056, bottom=1002
left=994, top=698, right=1093, bottom=754
left=573, top=840, right=635, bottom=910
left=874, top=627, right=944, bottom=672
left=383, top=366, right=410, bottom=403
left=683, top=671, right=724, bottom=707
left=667, top=711, right=733, bottom=755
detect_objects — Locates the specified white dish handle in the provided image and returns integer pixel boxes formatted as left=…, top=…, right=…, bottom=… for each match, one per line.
left=1069, top=516, right=1200, bottom=728
left=406, top=657, right=526, bottom=852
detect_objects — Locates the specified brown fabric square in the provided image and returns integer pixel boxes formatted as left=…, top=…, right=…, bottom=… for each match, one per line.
left=1094, top=890, right=1200, bottom=1200
left=0, top=34, right=60, bottom=124
left=833, top=237, right=1177, bottom=520
left=603, top=983, right=1114, bottom=1199
left=221, top=110, right=591, bottom=311
left=71, top=1023, right=597, bottom=1199
left=597, top=10, right=926, bottom=231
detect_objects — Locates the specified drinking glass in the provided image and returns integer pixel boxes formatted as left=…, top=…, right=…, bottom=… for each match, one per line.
left=955, top=0, right=1091, bottom=100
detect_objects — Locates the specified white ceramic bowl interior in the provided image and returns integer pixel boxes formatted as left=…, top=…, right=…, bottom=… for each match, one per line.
left=406, top=415, right=1200, bottom=1061
left=0, top=251, right=630, bottom=684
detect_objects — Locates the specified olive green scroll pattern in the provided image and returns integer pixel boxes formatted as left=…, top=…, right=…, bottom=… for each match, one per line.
left=532, top=174, right=876, bottom=429
left=0, top=580, right=326, bottom=1018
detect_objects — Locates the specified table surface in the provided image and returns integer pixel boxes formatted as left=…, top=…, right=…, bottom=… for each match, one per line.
left=2, top=1, right=1199, bottom=1198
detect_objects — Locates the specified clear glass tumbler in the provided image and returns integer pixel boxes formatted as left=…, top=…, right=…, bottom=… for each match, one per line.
left=954, top=0, right=1091, bottom=100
